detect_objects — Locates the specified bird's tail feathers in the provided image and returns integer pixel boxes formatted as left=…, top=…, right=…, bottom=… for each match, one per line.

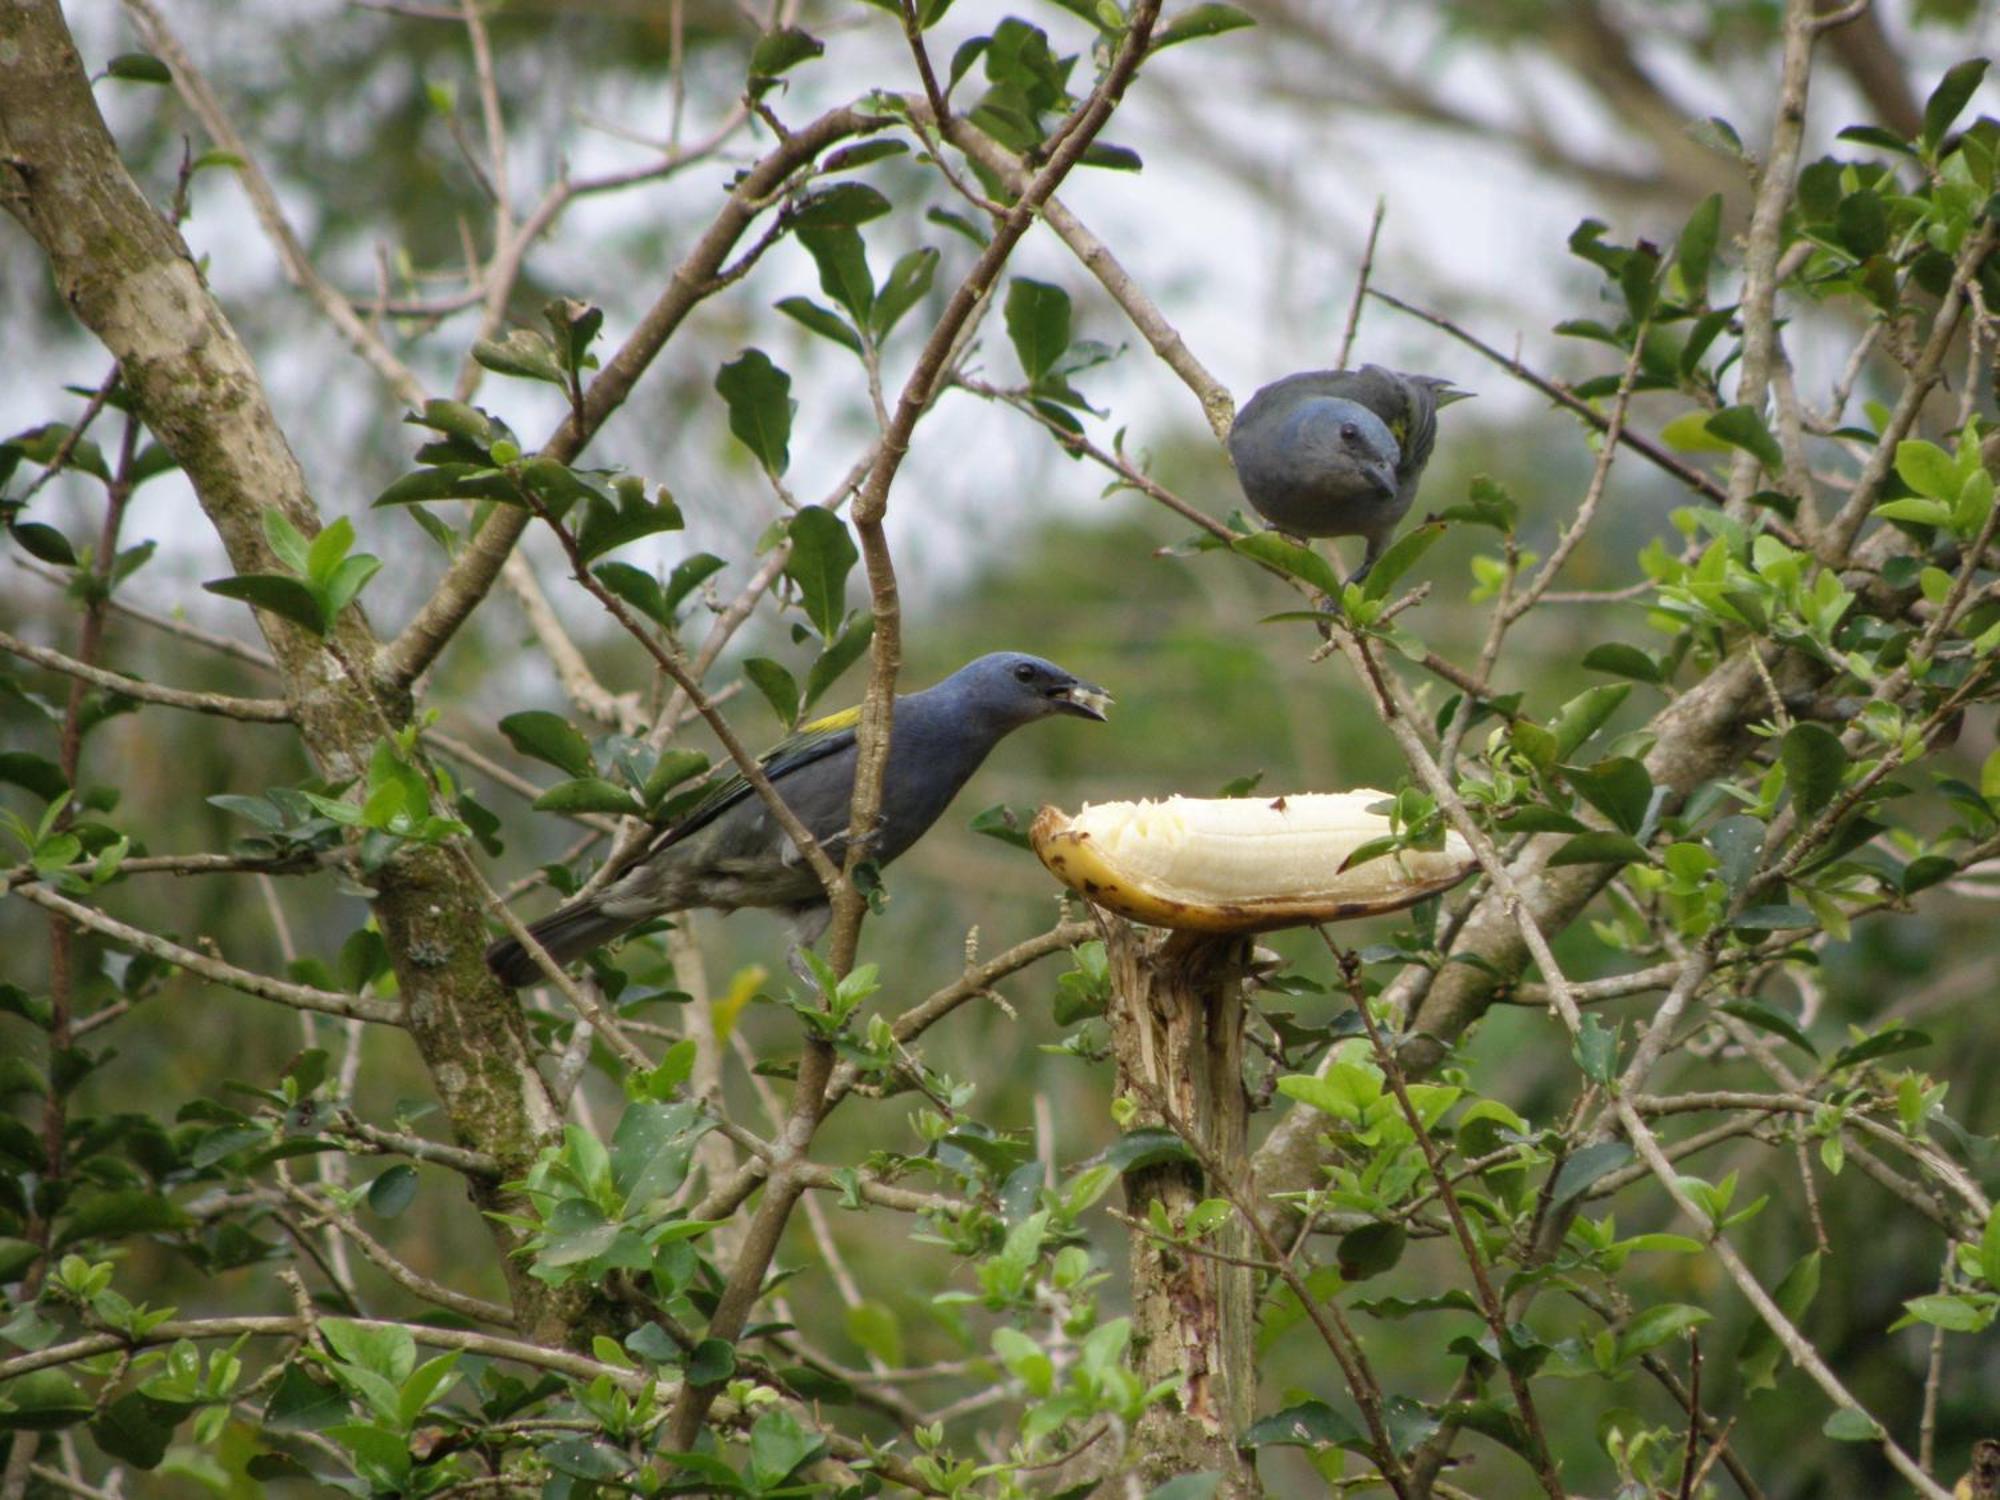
left=486, top=900, right=636, bottom=988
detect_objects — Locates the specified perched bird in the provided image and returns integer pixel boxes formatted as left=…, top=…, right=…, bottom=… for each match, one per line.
left=1228, top=364, right=1470, bottom=580
left=486, top=652, right=1111, bottom=987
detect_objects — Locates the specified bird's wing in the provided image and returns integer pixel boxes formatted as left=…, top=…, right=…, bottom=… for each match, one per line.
left=632, top=706, right=862, bottom=861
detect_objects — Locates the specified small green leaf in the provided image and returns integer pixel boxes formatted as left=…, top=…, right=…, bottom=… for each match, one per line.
left=1571, top=1013, right=1619, bottom=1085
left=202, top=574, right=327, bottom=634
left=1242, top=1400, right=1360, bottom=1450
left=9, top=522, right=78, bottom=567
left=743, top=658, right=800, bottom=726
left=1004, top=278, right=1072, bottom=385
left=872, top=247, right=940, bottom=340
left=1675, top=193, right=1723, bottom=301
left=797, top=227, right=875, bottom=324
left=1232, top=531, right=1341, bottom=596
left=789, top=182, right=891, bottom=230
left=784, top=506, right=859, bottom=640
left=1580, top=643, right=1663, bottom=683
left=1362, top=522, right=1444, bottom=600
left=498, top=711, right=595, bottom=779
left=104, top=51, right=172, bottom=84
left=774, top=296, right=862, bottom=355
left=1705, top=405, right=1784, bottom=474
left=471, top=329, right=565, bottom=385
left=1894, top=439, right=1959, bottom=501
left=803, top=613, right=875, bottom=711
left=1780, top=722, right=1843, bottom=818
left=532, top=778, right=644, bottom=817
left=366, top=1165, right=418, bottom=1217
left=748, top=26, right=824, bottom=94
left=714, top=350, right=795, bottom=476
left=1550, top=1140, right=1634, bottom=1208
left=1823, top=1408, right=1881, bottom=1442
left=1924, top=58, right=1989, bottom=151
left=1614, top=1303, right=1710, bottom=1363
left=1152, top=3, right=1254, bottom=48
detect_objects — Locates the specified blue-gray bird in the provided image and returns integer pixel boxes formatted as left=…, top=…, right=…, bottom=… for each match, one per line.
left=1228, top=365, right=1470, bottom=580
left=486, top=652, right=1110, bottom=987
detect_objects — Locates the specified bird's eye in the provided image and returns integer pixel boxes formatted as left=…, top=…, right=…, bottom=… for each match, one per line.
left=1013, top=663, right=1036, bottom=683
left=1340, top=422, right=1360, bottom=441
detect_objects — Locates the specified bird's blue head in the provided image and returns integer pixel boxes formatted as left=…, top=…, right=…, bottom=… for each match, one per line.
left=1290, top=397, right=1402, bottom=501
left=938, top=652, right=1113, bottom=728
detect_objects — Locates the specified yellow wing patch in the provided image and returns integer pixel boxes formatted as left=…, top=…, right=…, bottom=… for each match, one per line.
left=799, top=705, right=863, bottom=736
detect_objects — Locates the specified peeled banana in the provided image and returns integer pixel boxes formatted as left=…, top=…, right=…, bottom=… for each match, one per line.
left=1030, top=792, right=1477, bottom=934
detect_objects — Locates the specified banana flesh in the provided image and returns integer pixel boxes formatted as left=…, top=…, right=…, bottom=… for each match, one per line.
left=1030, top=792, right=1476, bottom=933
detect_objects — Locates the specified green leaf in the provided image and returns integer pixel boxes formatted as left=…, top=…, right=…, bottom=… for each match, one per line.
left=714, top=350, right=795, bottom=476
left=1362, top=522, right=1444, bottom=600
left=575, top=479, right=684, bottom=564
left=1658, top=410, right=1735, bottom=454
left=1233, top=531, right=1341, bottom=596
left=686, top=1338, right=735, bottom=1386
left=92, top=1390, right=186, bottom=1468
left=1242, top=1399, right=1361, bottom=1450
left=1675, top=193, right=1723, bottom=301
left=748, top=26, right=824, bottom=93
left=1548, top=830, right=1652, bottom=867
left=743, top=658, right=800, bottom=726
left=498, top=711, right=595, bottom=779
left=1336, top=1221, right=1407, bottom=1281
left=1152, top=2, right=1254, bottom=48
left=0, top=1371, right=93, bottom=1430
left=1571, top=1013, right=1619, bottom=1084
left=641, top=751, right=710, bottom=812
left=55, top=1187, right=189, bottom=1247
left=367, top=1165, right=418, bottom=1218
left=1614, top=1303, right=1710, bottom=1363
left=1550, top=1140, right=1633, bottom=1208
left=1894, top=439, right=1959, bottom=501
left=789, top=182, right=891, bottom=230
left=804, top=613, right=875, bottom=711
left=1898, top=1293, right=1996, bottom=1333
left=664, top=553, right=728, bottom=615
left=1580, top=643, right=1662, bottom=683
left=872, top=247, right=940, bottom=340
left=1561, top=757, right=1653, bottom=835
left=533, top=778, right=644, bottom=817
left=1705, top=405, right=1784, bottom=474
left=471, top=328, right=565, bottom=385
left=1924, top=58, right=1989, bottom=150
left=1780, top=722, right=1843, bottom=818
left=1550, top=684, right=1631, bottom=759
left=774, top=296, right=862, bottom=355
left=797, top=226, right=875, bottom=325
left=1823, top=1408, right=1881, bottom=1442
left=9, top=522, right=77, bottom=567
left=594, top=561, right=668, bottom=628
left=104, top=51, right=172, bottom=84
left=1092, top=1126, right=1197, bottom=1174
left=1719, top=999, right=1815, bottom=1057
left=1830, top=1027, right=1930, bottom=1070
left=202, top=574, right=327, bottom=634
left=1145, top=1476, right=1221, bottom=1500
left=784, top=506, right=859, bottom=640
left=746, top=1408, right=826, bottom=1491
left=1738, top=1249, right=1821, bottom=1392
left=1004, top=278, right=1072, bottom=385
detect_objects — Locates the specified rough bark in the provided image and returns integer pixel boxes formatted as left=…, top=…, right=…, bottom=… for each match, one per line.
left=1102, top=919, right=1259, bottom=1498
left=0, top=0, right=580, bottom=1338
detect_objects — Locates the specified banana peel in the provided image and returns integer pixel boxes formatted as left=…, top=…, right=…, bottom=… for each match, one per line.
left=1030, top=792, right=1476, bottom=934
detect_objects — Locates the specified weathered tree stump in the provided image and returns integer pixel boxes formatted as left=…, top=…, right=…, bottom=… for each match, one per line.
left=1100, top=916, right=1259, bottom=1498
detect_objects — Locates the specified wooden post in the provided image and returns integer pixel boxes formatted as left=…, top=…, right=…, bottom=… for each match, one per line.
left=1101, top=916, right=1259, bottom=1497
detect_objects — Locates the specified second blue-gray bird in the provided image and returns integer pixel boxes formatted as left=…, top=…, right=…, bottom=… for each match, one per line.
left=1229, top=365, right=1470, bottom=581
left=486, top=652, right=1109, bottom=986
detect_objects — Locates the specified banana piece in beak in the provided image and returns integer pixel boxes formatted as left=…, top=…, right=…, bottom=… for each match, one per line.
left=1031, top=792, right=1475, bottom=933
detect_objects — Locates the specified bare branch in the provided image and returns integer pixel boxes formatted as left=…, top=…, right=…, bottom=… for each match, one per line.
left=10, top=882, right=403, bottom=1025
left=0, top=630, right=292, bottom=721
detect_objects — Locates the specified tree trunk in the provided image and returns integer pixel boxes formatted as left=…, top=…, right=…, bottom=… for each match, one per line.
left=1102, top=917, right=1259, bottom=1498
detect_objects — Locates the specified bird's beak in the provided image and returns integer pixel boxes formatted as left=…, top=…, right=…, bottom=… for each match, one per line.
left=1052, top=679, right=1112, bottom=721
left=1368, top=461, right=1399, bottom=500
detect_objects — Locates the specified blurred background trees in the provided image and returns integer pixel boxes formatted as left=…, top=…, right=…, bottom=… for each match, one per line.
left=3, top=0, right=1998, bottom=1496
